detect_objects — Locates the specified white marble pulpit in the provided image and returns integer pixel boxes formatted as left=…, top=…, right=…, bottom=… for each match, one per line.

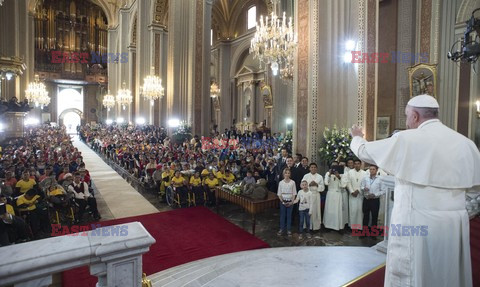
left=374, top=175, right=395, bottom=253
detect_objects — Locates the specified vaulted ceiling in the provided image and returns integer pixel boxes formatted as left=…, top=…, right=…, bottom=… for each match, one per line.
left=212, top=0, right=270, bottom=40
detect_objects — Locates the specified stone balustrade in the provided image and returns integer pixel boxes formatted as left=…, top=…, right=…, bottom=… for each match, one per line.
left=0, top=222, right=155, bottom=287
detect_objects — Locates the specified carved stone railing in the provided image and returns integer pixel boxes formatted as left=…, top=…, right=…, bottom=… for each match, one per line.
left=0, top=222, right=155, bottom=287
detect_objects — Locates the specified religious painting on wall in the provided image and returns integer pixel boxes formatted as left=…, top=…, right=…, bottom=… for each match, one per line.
left=408, top=63, right=437, bottom=98
left=376, top=116, right=390, bottom=140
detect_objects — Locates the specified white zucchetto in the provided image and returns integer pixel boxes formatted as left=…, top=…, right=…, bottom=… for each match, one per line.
left=407, top=94, right=439, bottom=108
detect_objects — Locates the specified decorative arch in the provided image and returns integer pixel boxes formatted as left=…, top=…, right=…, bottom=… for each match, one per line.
left=28, top=0, right=115, bottom=26
left=230, top=39, right=254, bottom=76
left=154, top=0, right=168, bottom=26
left=58, top=108, right=83, bottom=126
left=129, top=13, right=138, bottom=46
left=457, top=0, right=480, bottom=23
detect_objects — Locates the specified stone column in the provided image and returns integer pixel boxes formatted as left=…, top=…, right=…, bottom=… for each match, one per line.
left=150, top=25, right=167, bottom=126
left=248, top=80, right=257, bottom=125
left=218, top=42, right=232, bottom=131
left=294, top=0, right=309, bottom=157
left=364, top=0, right=379, bottom=141
left=107, top=28, right=119, bottom=102
left=167, top=0, right=197, bottom=125
left=136, top=0, right=154, bottom=124
left=395, top=0, right=416, bottom=130
left=0, top=0, right=32, bottom=101
left=200, top=0, right=213, bottom=136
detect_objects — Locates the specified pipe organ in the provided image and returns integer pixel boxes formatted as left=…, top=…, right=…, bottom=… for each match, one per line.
left=34, top=0, right=108, bottom=81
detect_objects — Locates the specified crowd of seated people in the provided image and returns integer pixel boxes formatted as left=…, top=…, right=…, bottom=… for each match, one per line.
left=79, top=124, right=292, bottom=203
left=80, top=123, right=385, bottom=238
left=0, top=126, right=100, bottom=246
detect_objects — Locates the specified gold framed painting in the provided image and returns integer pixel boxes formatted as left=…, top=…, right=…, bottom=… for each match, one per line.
left=408, top=63, right=437, bottom=98
left=376, top=116, right=390, bottom=140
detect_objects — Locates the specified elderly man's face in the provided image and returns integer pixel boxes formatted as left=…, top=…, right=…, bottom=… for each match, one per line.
left=405, top=106, right=419, bottom=129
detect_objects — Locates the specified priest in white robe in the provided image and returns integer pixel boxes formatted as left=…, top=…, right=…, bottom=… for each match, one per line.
left=350, top=95, right=480, bottom=287
left=323, top=167, right=348, bottom=230
left=302, top=163, right=325, bottom=230
left=347, top=159, right=367, bottom=230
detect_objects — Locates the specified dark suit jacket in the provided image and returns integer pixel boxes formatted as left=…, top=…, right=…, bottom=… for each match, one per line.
left=291, top=165, right=310, bottom=191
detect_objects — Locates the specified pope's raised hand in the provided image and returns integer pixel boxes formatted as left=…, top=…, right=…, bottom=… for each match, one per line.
left=350, top=125, right=364, bottom=138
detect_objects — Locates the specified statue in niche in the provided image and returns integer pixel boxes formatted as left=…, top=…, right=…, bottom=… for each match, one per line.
left=246, top=98, right=251, bottom=118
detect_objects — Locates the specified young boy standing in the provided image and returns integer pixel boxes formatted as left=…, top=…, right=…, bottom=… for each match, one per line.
left=296, top=180, right=313, bottom=239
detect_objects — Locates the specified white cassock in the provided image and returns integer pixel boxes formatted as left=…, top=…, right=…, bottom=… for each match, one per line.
left=323, top=172, right=347, bottom=230
left=351, top=119, right=480, bottom=287
left=302, top=173, right=325, bottom=230
left=341, top=176, right=349, bottom=226
left=347, top=168, right=367, bottom=229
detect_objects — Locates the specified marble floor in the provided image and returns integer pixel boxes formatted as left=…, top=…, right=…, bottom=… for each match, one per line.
left=149, top=247, right=386, bottom=287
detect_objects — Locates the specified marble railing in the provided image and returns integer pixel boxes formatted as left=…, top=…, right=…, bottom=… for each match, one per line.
left=0, top=222, right=155, bottom=287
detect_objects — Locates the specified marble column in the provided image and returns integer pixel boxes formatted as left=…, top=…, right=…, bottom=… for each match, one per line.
left=151, top=25, right=167, bottom=126
left=364, top=0, right=379, bottom=141
left=294, top=0, right=309, bottom=157
left=136, top=0, right=154, bottom=124
left=219, top=42, right=232, bottom=131
left=200, top=0, right=213, bottom=136
left=167, top=0, right=197, bottom=125
left=107, top=28, right=119, bottom=108
left=395, top=0, right=416, bottom=130
left=0, top=0, right=32, bottom=101
left=248, top=80, right=257, bottom=125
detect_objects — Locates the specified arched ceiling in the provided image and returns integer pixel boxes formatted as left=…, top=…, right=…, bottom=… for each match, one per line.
left=212, top=0, right=271, bottom=40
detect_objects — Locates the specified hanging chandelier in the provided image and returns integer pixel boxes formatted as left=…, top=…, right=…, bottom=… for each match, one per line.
left=25, top=75, right=50, bottom=108
left=116, top=82, right=132, bottom=110
left=141, top=67, right=164, bottom=106
left=210, top=82, right=220, bottom=98
left=250, top=0, right=297, bottom=78
left=102, top=90, right=115, bottom=111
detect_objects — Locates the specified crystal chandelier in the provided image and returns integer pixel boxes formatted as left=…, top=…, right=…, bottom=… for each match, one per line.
left=250, top=0, right=297, bottom=78
left=210, top=82, right=220, bottom=98
left=280, top=55, right=294, bottom=80
left=102, top=90, right=115, bottom=111
left=116, top=82, right=132, bottom=110
left=141, top=67, right=164, bottom=106
left=25, top=75, right=50, bottom=108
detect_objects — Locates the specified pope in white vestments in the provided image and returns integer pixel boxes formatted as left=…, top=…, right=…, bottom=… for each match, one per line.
left=350, top=95, right=480, bottom=287
left=347, top=161, right=367, bottom=230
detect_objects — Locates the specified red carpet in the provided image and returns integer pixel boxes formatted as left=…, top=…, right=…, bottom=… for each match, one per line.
left=61, top=207, right=269, bottom=287
left=350, top=216, right=480, bottom=287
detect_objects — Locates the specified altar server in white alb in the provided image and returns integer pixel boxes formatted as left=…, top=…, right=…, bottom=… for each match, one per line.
left=346, top=159, right=367, bottom=230
left=350, top=94, right=480, bottom=287
left=323, top=164, right=348, bottom=231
